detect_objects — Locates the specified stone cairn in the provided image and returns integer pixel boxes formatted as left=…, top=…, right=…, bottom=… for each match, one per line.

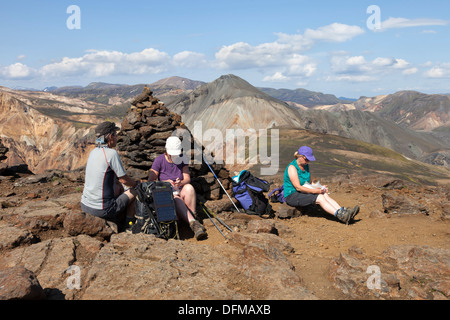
left=117, top=87, right=232, bottom=201
left=0, top=138, right=9, bottom=175
left=0, top=139, right=8, bottom=162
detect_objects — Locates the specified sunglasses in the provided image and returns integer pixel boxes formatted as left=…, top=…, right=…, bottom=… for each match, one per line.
left=301, top=155, right=310, bottom=162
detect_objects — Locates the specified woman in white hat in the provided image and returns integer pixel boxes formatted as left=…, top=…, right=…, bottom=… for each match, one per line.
left=148, top=136, right=207, bottom=240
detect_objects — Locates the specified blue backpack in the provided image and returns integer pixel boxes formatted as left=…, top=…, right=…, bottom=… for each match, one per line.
left=268, top=185, right=285, bottom=204
left=231, top=170, right=274, bottom=218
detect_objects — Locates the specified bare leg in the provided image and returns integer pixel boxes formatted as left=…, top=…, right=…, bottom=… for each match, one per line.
left=316, top=194, right=341, bottom=216
left=174, top=184, right=197, bottom=223
left=324, top=193, right=340, bottom=210
left=174, top=197, right=194, bottom=222
left=179, top=184, right=197, bottom=217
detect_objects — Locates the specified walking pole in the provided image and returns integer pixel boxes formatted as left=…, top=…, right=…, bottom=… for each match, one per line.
left=199, top=201, right=233, bottom=233
left=186, top=202, right=227, bottom=239
left=202, top=154, right=241, bottom=213
left=201, top=206, right=227, bottom=239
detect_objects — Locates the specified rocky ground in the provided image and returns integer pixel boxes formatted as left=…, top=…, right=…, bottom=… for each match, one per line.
left=0, top=168, right=449, bottom=300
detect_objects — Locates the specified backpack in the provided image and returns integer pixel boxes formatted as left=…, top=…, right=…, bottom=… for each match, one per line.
left=269, top=185, right=285, bottom=204
left=231, top=170, right=274, bottom=218
left=133, top=181, right=179, bottom=240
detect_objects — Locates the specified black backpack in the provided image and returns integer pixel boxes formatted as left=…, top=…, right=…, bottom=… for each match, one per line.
left=231, top=170, right=274, bottom=218
left=133, top=181, right=179, bottom=240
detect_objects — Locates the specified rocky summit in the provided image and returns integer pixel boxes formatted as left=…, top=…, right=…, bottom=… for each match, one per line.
left=0, top=87, right=449, bottom=302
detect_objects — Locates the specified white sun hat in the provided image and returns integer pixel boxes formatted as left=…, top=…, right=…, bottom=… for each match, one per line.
left=165, top=136, right=182, bottom=156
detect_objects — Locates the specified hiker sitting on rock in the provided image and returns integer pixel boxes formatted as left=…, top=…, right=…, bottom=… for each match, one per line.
left=81, top=122, right=138, bottom=231
left=147, top=136, right=207, bottom=240
left=283, top=146, right=359, bottom=224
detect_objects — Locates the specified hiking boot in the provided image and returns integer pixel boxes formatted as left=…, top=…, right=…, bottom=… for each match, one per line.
left=190, top=220, right=207, bottom=240
left=336, top=207, right=352, bottom=225
left=348, top=205, right=360, bottom=221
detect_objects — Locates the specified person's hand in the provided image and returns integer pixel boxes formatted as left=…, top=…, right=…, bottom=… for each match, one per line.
left=164, top=179, right=175, bottom=186
left=315, top=186, right=327, bottom=194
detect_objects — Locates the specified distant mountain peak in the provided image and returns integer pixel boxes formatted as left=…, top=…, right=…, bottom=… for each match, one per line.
left=150, top=76, right=204, bottom=91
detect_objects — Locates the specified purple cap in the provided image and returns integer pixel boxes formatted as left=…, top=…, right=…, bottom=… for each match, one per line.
left=298, top=146, right=316, bottom=161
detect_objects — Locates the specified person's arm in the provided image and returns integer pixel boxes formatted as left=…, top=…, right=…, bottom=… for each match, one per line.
left=148, top=169, right=159, bottom=181
left=288, top=165, right=323, bottom=194
left=179, top=166, right=191, bottom=187
left=118, top=174, right=137, bottom=188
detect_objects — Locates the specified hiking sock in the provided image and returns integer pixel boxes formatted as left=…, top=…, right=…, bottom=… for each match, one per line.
left=334, top=207, right=344, bottom=217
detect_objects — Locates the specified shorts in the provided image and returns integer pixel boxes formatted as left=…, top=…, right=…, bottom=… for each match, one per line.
left=81, top=193, right=130, bottom=222
left=285, top=192, right=318, bottom=208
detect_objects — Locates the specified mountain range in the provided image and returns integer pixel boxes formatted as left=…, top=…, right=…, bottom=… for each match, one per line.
left=0, top=75, right=449, bottom=175
left=161, top=75, right=302, bottom=132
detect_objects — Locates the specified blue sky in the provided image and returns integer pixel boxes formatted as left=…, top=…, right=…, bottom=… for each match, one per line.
left=0, top=0, right=449, bottom=98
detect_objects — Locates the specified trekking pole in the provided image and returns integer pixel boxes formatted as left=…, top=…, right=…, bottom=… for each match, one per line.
left=202, top=154, right=241, bottom=213
left=199, top=201, right=233, bottom=233
left=201, top=206, right=227, bottom=239
left=186, top=203, right=227, bottom=239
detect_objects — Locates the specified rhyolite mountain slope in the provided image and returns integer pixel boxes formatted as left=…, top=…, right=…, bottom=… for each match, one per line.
left=355, top=91, right=450, bottom=131
left=51, top=77, right=204, bottom=106
left=160, top=75, right=449, bottom=168
left=1, top=74, right=449, bottom=173
left=0, top=87, right=114, bottom=173
left=293, top=108, right=449, bottom=167
left=259, top=87, right=353, bottom=108
left=162, top=74, right=303, bottom=133
left=355, top=91, right=450, bottom=148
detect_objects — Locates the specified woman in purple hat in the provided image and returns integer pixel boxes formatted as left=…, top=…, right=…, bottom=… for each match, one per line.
left=283, top=146, right=359, bottom=224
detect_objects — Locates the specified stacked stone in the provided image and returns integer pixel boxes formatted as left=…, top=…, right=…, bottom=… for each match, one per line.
left=117, top=87, right=231, bottom=200
left=0, top=138, right=9, bottom=175
left=0, top=139, right=8, bottom=162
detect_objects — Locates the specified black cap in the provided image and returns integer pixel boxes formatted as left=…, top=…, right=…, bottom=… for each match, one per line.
left=95, top=122, right=120, bottom=136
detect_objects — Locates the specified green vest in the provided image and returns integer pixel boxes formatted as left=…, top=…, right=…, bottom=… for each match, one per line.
left=283, top=160, right=311, bottom=198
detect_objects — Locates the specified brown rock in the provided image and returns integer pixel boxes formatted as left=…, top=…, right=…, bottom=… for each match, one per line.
left=0, top=222, right=36, bottom=250
left=382, top=192, right=428, bottom=215
left=63, top=210, right=115, bottom=240
left=0, top=266, right=45, bottom=300
left=329, top=245, right=450, bottom=300
left=82, top=232, right=315, bottom=300
left=247, top=220, right=278, bottom=234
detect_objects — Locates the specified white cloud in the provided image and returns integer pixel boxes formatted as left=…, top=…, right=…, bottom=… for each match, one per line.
left=40, top=48, right=172, bottom=78
left=215, top=41, right=295, bottom=70
left=263, top=72, right=289, bottom=82
left=303, top=23, right=365, bottom=42
left=372, top=57, right=395, bottom=67
left=421, top=30, right=437, bottom=34
left=173, top=51, right=208, bottom=68
left=326, top=75, right=376, bottom=82
left=215, top=23, right=363, bottom=84
left=329, top=53, right=413, bottom=82
left=380, top=17, right=449, bottom=31
left=0, top=63, right=36, bottom=80
left=1, top=48, right=212, bottom=82
left=424, top=63, right=450, bottom=78
left=216, top=23, right=364, bottom=70
left=403, top=67, right=418, bottom=75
